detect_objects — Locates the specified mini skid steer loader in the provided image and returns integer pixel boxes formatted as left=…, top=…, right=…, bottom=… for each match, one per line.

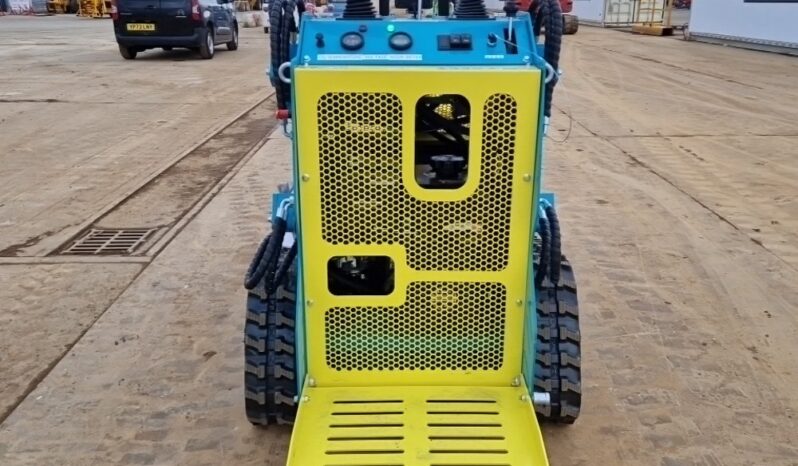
left=244, top=0, right=582, bottom=463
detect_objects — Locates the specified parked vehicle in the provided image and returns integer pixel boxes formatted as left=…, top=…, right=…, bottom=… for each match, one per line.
left=112, top=0, right=239, bottom=60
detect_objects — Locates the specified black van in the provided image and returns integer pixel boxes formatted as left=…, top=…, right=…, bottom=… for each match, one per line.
left=112, top=0, right=239, bottom=59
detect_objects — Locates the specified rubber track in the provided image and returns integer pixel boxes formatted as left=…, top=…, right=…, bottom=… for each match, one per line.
left=534, top=255, right=582, bottom=423
left=244, top=248, right=298, bottom=426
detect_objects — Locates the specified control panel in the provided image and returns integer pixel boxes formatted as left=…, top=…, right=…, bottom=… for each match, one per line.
left=296, top=16, right=537, bottom=66
left=437, top=33, right=472, bottom=51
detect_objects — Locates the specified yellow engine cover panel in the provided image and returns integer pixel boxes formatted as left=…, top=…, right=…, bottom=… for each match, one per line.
left=294, top=67, right=542, bottom=387
left=286, top=383, right=549, bottom=466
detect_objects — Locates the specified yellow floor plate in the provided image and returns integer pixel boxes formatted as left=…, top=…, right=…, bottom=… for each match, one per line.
left=287, top=384, right=549, bottom=466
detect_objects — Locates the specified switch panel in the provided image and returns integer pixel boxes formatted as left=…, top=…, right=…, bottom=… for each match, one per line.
left=297, top=16, right=536, bottom=66
left=437, top=33, right=473, bottom=51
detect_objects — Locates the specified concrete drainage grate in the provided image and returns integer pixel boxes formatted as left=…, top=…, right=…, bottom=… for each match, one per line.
left=62, top=228, right=156, bottom=255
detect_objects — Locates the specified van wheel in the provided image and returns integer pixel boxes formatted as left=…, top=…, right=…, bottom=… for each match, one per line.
left=119, top=45, right=137, bottom=60
left=227, top=26, right=239, bottom=51
left=199, top=28, right=215, bottom=59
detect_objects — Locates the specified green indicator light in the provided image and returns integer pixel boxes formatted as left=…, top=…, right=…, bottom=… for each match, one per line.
left=387, top=24, right=396, bottom=32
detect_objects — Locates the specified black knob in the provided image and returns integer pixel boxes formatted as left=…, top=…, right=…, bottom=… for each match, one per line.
left=488, top=32, right=498, bottom=47
left=315, top=33, right=325, bottom=47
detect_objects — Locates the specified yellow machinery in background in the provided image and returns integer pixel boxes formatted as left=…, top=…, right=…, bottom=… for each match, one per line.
left=632, top=0, right=675, bottom=35
left=46, top=0, right=69, bottom=13
left=78, top=0, right=110, bottom=17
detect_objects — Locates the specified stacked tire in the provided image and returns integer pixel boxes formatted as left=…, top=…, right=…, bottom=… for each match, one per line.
left=563, top=14, right=579, bottom=35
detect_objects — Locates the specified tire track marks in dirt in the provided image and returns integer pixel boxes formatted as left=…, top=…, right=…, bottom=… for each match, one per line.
left=566, top=115, right=798, bottom=273
left=555, top=31, right=798, bottom=271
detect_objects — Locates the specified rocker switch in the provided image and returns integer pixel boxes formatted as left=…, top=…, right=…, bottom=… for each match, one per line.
left=437, top=33, right=473, bottom=51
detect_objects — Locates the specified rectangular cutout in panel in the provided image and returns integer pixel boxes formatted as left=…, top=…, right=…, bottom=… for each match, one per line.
left=328, top=256, right=395, bottom=296
left=415, top=94, right=471, bottom=190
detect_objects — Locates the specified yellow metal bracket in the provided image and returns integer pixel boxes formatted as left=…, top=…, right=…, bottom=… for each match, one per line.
left=287, top=380, right=549, bottom=465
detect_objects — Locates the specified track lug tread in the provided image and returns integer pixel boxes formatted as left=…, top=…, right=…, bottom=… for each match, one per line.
left=534, top=254, right=582, bottom=424
left=244, top=247, right=298, bottom=426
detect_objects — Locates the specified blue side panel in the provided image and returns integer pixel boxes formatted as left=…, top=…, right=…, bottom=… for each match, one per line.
left=522, top=74, right=549, bottom=393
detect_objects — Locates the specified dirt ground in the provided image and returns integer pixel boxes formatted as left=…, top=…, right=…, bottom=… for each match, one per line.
left=1, top=17, right=797, bottom=466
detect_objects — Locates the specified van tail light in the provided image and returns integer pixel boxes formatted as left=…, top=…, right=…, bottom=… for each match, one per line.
left=191, top=0, right=201, bottom=21
left=110, top=0, right=118, bottom=20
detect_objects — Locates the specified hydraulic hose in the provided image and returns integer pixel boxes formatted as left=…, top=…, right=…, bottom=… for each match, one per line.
left=528, top=0, right=563, bottom=117
left=244, top=217, right=288, bottom=290
left=535, top=214, right=551, bottom=289
left=269, top=0, right=300, bottom=111
left=244, top=232, right=272, bottom=290
left=265, top=241, right=298, bottom=295
left=540, top=0, right=563, bottom=118
left=545, top=204, right=562, bottom=286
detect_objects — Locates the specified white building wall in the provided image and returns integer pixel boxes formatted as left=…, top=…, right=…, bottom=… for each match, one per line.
left=690, top=0, right=798, bottom=46
left=572, top=0, right=606, bottom=22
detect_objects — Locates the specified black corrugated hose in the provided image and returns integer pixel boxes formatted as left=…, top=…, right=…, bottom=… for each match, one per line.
left=545, top=204, right=561, bottom=286
left=244, top=217, right=288, bottom=290
left=454, top=0, right=488, bottom=19
left=265, top=241, right=298, bottom=295
left=343, top=0, right=376, bottom=18
left=529, top=0, right=563, bottom=118
left=540, top=0, right=563, bottom=118
left=535, top=214, right=551, bottom=288
left=269, top=0, right=301, bottom=111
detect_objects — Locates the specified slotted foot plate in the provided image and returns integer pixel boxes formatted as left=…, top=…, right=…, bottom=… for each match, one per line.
left=287, top=384, right=549, bottom=466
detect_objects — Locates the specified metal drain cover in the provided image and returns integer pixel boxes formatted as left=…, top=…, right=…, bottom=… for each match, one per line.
left=63, top=228, right=156, bottom=255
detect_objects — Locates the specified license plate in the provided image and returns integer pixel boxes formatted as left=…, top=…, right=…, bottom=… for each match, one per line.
left=126, top=23, right=155, bottom=32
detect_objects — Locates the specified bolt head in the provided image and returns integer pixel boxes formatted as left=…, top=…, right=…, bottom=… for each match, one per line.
left=301, top=173, right=310, bottom=182
left=522, top=173, right=532, bottom=182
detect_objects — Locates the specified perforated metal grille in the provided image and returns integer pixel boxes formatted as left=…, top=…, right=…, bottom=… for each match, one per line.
left=317, top=92, right=518, bottom=271
left=325, top=282, right=506, bottom=371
